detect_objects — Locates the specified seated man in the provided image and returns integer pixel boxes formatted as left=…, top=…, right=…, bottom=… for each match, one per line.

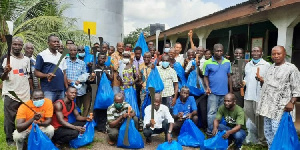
left=212, top=93, right=247, bottom=150
left=172, top=86, right=198, bottom=134
left=13, top=89, right=54, bottom=150
left=107, top=93, right=138, bottom=145
left=51, top=86, right=92, bottom=147
left=143, top=93, right=174, bottom=144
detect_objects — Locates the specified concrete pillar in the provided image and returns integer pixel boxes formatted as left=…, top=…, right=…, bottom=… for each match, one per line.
left=195, top=29, right=212, bottom=49
left=169, top=36, right=178, bottom=47
left=269, top=12, right=300, bottom=62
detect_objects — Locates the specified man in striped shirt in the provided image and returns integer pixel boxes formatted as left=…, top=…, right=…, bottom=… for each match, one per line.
left=106, top=93, right=138, bottom=145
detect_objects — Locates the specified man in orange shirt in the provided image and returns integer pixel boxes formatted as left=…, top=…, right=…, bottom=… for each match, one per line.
left=111, top=42, right=124, bottom=94
left=13, top=89, right=54, bottom=149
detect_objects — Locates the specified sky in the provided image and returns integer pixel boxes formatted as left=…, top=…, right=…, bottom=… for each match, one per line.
left=124, top=0, right=247, bottom=35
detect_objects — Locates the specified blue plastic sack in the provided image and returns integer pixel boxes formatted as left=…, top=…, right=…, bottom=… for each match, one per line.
left=70, top=120, right=96, bottom=148
left=157, top=141, right=183, bottom=150
left=173, top=62, right=187, bottom=90
left=177, top=119, right=205, bottom=148
left=94, top=72, right=114, bottom=109
left=134, top=32, right=149, bottom=56
left=124, top=86, right=140, bottom=118
left=204, top=130, right=228, bottom=150
left=187, top=69, right=205, bottom=96
left=117, top=119, right=144, bottom=149
left=83, top=46, right=93, bottom=73
left=28, top=123, right=58, bottom=150
left=220, top=117, right=227, bottom=126
left=146, top=66, right=164, bottom=93
left=141, top=93, right=151, bottom=118
left=270, top=112, right=300, bottom=150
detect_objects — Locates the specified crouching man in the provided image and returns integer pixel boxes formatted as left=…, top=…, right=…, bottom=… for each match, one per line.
left=143, top=93, right=174, bottom=144
left=51, top=86, right=92, bottom=147
left=212, top=93, right=247, bottom=150
left=107, top=93, right=138, bottom=145
left=172, top=86, right=198, bottom=134
left=13, top=90, right=54, bottom=149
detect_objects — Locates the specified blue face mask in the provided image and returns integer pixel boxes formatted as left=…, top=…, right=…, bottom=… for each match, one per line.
left=252, top=58, right=261, bottom=64
left=162, top=61, right=170, bottom=68
left=78, top=52, right=85, bottom=57
left=33, top=99, right=45, bottom=107
left=164, top=48, right=170, bottom=53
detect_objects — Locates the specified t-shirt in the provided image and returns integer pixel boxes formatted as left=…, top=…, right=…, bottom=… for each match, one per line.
left=203, top=56, right=231, bottom=95
left=215, top=105, right=247, bottom=132
left=0, top=54, right=31, bottom=102
left=16, top=98, right=53, bottom=129
left=35, top=48, right=67, bottom=92
left=173, top=96, right=197, bottom=116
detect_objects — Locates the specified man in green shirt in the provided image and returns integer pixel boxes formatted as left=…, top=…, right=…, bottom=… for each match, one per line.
left=212, top=93, right=247, bottom=149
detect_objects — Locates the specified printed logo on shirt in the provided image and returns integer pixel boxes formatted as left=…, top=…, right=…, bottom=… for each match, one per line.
left=13, top=69, right=27, bottom=76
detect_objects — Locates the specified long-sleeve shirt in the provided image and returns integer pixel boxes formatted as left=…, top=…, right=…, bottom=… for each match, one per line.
left=256, top=62, right=300, bottom=121
left=244, top=59, right=270, bottom=102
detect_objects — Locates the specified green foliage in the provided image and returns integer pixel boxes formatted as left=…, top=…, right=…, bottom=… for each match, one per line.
left=124, top=26, right=150, bottom=46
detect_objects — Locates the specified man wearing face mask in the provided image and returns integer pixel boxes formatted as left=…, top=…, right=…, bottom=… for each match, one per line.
left=13, top=90, right=54, bottom=149
left=157, top=55, right=178, bottom=111
left=243, top=46, right=270, bottom=145
left=107, top=93, right=138, bottom=145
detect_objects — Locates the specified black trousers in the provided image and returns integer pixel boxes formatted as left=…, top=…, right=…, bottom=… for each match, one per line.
left=52, top=121, right=86, bottom=145
left=143, top=119, right=169, bottom=142
left=94, top=109, right=107, bottom=131
left=233, top=90, right=244, bottom=108
left=195, top=94, right=208, bottom=129
left=4, top=95, right=21, bottom=143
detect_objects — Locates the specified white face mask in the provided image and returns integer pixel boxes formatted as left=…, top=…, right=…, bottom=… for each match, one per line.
left=123, top=58, right=130, bottom=64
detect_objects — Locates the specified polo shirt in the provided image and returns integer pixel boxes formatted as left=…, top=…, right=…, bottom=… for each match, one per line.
left=35, top=48, right=67, bottom=92
left=203, top=56, right=231, bottom=95
left=173, top=96, right=197, bottom=116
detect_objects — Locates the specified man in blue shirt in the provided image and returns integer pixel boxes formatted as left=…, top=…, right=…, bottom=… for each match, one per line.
left=35, top=35, right=68, bottom=102
left=203, top=43, right=233, bottom=134
left=172, top=86, right=198, bottom=134
left=66, top=45, right=89, bottom=116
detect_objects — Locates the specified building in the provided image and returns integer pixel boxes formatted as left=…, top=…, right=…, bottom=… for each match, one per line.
left=62, top=0, right=124, bottom=46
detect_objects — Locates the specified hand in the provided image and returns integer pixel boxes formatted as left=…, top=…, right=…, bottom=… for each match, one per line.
left=75, top=126, right=86, bottom=133
left=3, top=65, right=12, bottom=74
left=75, top=80, right=80, bottom=85
left=184, top=59, right=189, bottom=66
left=240, top=80, right=246, bottom=87
left=86, top=117, right=92, bottom=122
left=150, top=119, right=156, bottom=127
left=190, top=65, right=195, bottom=72
left=67, top=79, right=72, bottom=85
left=284, top=101, right=295, bottom=112
left=206, top=87, right=211, bottom=95
left=222, top=131, right=231, bottom=139
left=187, top=113, right=192, bottom=119
left=255, top=76, right=264, bottom=83
left=167, top=133, right=172, bottom=143
left=178, top=112, right=184, bottom=118
left=171, top=98, right=176, bottom=106
left=47, top=73, right=56, bottom=82
left=89, top=73, right=96, bottom=81
left=188, top=30, right=193, bottom=38
left=151, top=63, right=155, bottom=69
left=87, top=62, right=93, bottom=67
left=122, top=113, right=129, bottom=119
left=212, top=128, right=218, bottom=136
left=33, top=113, right=41, bottom=121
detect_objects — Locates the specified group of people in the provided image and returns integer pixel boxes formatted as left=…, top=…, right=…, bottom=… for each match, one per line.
left=1, top=32, right=299, bottom=150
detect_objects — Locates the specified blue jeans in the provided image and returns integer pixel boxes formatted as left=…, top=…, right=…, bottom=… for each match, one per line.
left=207, top=93, right=224, bottom=132
left=112, top=86, right=120, bottom=95
left=44, top=91, right=64, bottom=102
left=218, top=124, right=247, bottom=148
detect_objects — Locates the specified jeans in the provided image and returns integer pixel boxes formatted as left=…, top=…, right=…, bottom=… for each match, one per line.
left=162, top=96, right=173, bottom=114
left=112, top=86, right=121, bottom=95
left=207, top=94, right=224, bottom=132
left=218, top=124, right=247, bottom=148
left=44, top=90, right=64, bottom=102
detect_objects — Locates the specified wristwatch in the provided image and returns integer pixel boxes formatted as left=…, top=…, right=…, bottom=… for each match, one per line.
left=168, top=130, right=172, bottom=134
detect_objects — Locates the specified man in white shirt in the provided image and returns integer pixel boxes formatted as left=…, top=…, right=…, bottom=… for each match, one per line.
left=143, top=93, right=174, bottom=144
left=243, top=46, right=270, bottom=145
left=174, top=42, right=184, bottom=66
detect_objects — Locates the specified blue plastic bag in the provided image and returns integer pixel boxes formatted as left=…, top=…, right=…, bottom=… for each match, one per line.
left=70, top=120, right=96, bottom=148
left=83, top=46, right=93, bottom=73
left=187, top=69, right=205, bottom=96
left=173, top=62, right=187, bottom=90
left=220, top=117, right=227, bottom=126
left=204, top=130, right=228, bottom=150
left=28, top=123, right=58, bottom=150
left=157, top=141, right=183, bottom=150
left=141, top=93, right=151, bottom=118
left=124, top=86, right=140, bottom=118
left=94, top=72, right=114, bottom=109
left=146, top=66, right=164, bottom=93
left=177, top=119, right=205, bottom=148
left=134, top=32, right=149, bottom=56
left=270, top=112, right=300, bottom=150
left=117, top=119, right=144, bottom=149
